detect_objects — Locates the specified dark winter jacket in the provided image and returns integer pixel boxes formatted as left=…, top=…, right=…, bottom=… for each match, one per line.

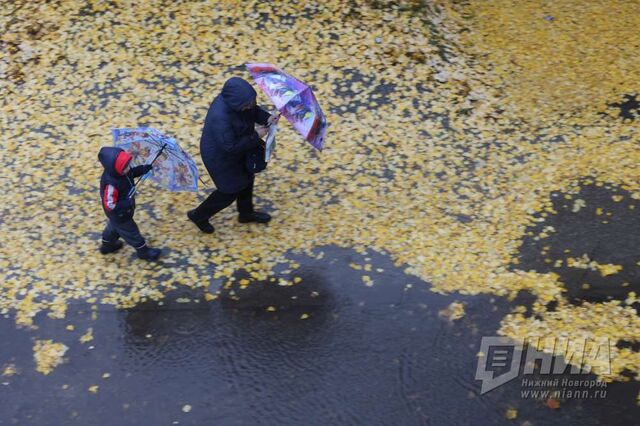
left=200, top=77, right=270, bottom=194
left=98, top=147, right=151, bottom=223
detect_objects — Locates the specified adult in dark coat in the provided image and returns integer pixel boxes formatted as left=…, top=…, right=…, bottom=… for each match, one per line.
left=187, top=77, right=278, bottom=233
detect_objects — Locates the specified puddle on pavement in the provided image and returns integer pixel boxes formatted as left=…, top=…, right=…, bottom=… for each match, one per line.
left=516, top=182, right=640, bottom=308
left=1, top=246, right=639, bottom=425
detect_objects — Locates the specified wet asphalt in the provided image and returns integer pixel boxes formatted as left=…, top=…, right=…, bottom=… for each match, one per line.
left=1, top=217, right=639, bottom=425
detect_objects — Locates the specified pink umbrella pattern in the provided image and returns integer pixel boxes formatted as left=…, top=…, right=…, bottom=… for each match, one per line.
left=246, top=63, right=327, bottom=151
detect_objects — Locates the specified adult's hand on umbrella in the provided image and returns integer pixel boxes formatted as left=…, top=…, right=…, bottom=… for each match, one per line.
left=267, top=112, right=281, bottom=126
left=256, top=125, right=269, bottom=139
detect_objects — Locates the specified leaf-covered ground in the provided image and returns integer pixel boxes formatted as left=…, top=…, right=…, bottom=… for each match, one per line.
left=1, top=0, right=639, bottom=382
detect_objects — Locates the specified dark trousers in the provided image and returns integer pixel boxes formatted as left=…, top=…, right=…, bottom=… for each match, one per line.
left=102, top=218, right=146, bottom=249
left=191, top=178, right=255, bottom=223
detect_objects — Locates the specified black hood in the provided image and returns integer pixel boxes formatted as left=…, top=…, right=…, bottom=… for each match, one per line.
left=98, top=146, right=125, bottom=176
left=221, top=77, right=257, bottom=112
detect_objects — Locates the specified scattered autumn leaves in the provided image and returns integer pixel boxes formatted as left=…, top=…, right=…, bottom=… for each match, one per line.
left=33, top=340, right=68, bottom=375
left=0, top=0, right=638, bottom=382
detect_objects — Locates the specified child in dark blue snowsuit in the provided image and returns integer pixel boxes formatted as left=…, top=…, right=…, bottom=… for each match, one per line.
left=98, top=147, right=162, bottom=260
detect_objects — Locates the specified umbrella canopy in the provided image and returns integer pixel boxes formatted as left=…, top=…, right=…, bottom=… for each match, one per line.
left=246, top=63, right=327, bottom=151
left=111, top=127, right=199, bottom=193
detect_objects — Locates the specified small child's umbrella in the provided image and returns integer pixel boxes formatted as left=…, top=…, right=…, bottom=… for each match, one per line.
left=111, top=127, right=200, bottom=197
left=246, top=63, right=328, bottom=151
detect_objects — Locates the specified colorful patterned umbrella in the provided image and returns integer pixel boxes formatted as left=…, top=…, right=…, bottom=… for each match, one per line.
left=246, top=63, right=327, bottom=151
left=111, top=127, right=199, bottom=195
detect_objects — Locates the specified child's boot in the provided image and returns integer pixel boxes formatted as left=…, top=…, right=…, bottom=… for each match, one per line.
left=136, top=246, right=162, bottom=261
left=100, top=240, right=123, bottom=255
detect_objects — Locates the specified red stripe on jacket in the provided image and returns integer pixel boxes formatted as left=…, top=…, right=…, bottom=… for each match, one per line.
left=103, top=184, right=118, bottom=212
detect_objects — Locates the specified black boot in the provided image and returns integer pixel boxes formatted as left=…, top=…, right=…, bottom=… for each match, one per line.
left=187, top=210, right=214, bottom=233
left=238, top=211, right=271, bottom=224
left=137, top=246, right=162, bottom=261
left=100, top=240, right=123, bottom=255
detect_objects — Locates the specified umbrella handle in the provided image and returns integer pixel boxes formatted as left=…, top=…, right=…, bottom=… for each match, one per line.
left=128, top=172, right=152, bottom=198
left=149, top=143, right=168, bottom=165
